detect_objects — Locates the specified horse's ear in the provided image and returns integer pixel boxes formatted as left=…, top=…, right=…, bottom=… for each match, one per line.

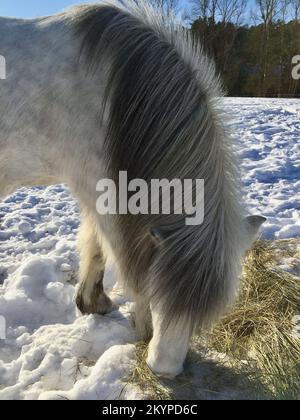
left=245, top=215, right=266, bottom=237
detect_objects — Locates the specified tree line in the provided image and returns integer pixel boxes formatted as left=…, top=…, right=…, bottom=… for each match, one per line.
left=148, top=0, right=300, bottom=97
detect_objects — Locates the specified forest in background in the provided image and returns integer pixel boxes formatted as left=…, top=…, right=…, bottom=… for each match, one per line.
left=148, top=0, right=300, bottom=97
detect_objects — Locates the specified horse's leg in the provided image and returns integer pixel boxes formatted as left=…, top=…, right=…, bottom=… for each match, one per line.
left=146, top=304, right=192, bottom=378
left=134, top=294, right=152, bottom=341
left=76, top=214, right=114, bottom=315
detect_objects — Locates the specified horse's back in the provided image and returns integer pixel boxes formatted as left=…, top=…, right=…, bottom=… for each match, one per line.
left=0, top=14, right=107, bottom=194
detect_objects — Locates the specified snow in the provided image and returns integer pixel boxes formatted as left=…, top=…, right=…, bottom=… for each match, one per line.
left=226, top=98, right=300, bottom=239
left=0, top=98, right=299, bottom=400
left=0, top=186, right=138, bottom=400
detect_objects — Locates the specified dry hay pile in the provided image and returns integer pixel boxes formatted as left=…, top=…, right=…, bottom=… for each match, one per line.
left=129, top=240, right=300, bottom=400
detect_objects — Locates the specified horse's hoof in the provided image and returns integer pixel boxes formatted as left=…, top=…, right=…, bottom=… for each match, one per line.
left=146, top=356, right=183, bottom=379
left=76, top=290, right=116, bottom=315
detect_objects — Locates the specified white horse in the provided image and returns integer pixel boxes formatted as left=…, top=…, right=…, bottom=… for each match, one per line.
left=0, top=1, right=265, bottom=378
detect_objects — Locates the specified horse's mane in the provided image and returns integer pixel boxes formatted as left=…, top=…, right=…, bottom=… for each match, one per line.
left=72, top=0, right=246, bottom=332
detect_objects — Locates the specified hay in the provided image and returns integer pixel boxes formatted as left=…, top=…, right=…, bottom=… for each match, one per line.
left=129, top=342, right=174, bottom=400
left=207, top=240, right=300, bottom=399
left=129, top=240, right=300, bottom=400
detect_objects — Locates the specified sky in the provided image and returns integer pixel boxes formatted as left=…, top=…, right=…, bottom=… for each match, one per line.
left=0, top=0, right=255, bottom=20
left=0, top=0, right=95, bottom=18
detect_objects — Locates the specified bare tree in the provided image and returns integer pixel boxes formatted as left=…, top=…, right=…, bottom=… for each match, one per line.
left=147, top=0, right=180, bottom=16
left=217, top=0, right=247, bottom=25
left=190, top=0, right=246, bottom=23
left=256, top=0, right=280, bottom=95
left=256, top=0, right=280, bottom=26
left=278, top=0, right=291, bottom=95
left=214, top=0, right=247, bottom=77
left=291, top=0, right=300, bottom=20
left=190, top=0, right=219, bottom=21
left=279, top=0, right=291, bottom=22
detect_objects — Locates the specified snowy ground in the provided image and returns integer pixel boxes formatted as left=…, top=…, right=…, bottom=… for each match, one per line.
left=227, top=98, right=300, bottom=239
left=0, top=98, right=299, bottom=400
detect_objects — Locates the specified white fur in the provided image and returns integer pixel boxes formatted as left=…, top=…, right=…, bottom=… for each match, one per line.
left=147, top=304, right=191, bottom=378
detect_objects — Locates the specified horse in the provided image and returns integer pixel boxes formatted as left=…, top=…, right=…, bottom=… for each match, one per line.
left=0, top=1, right=265, bottom=378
